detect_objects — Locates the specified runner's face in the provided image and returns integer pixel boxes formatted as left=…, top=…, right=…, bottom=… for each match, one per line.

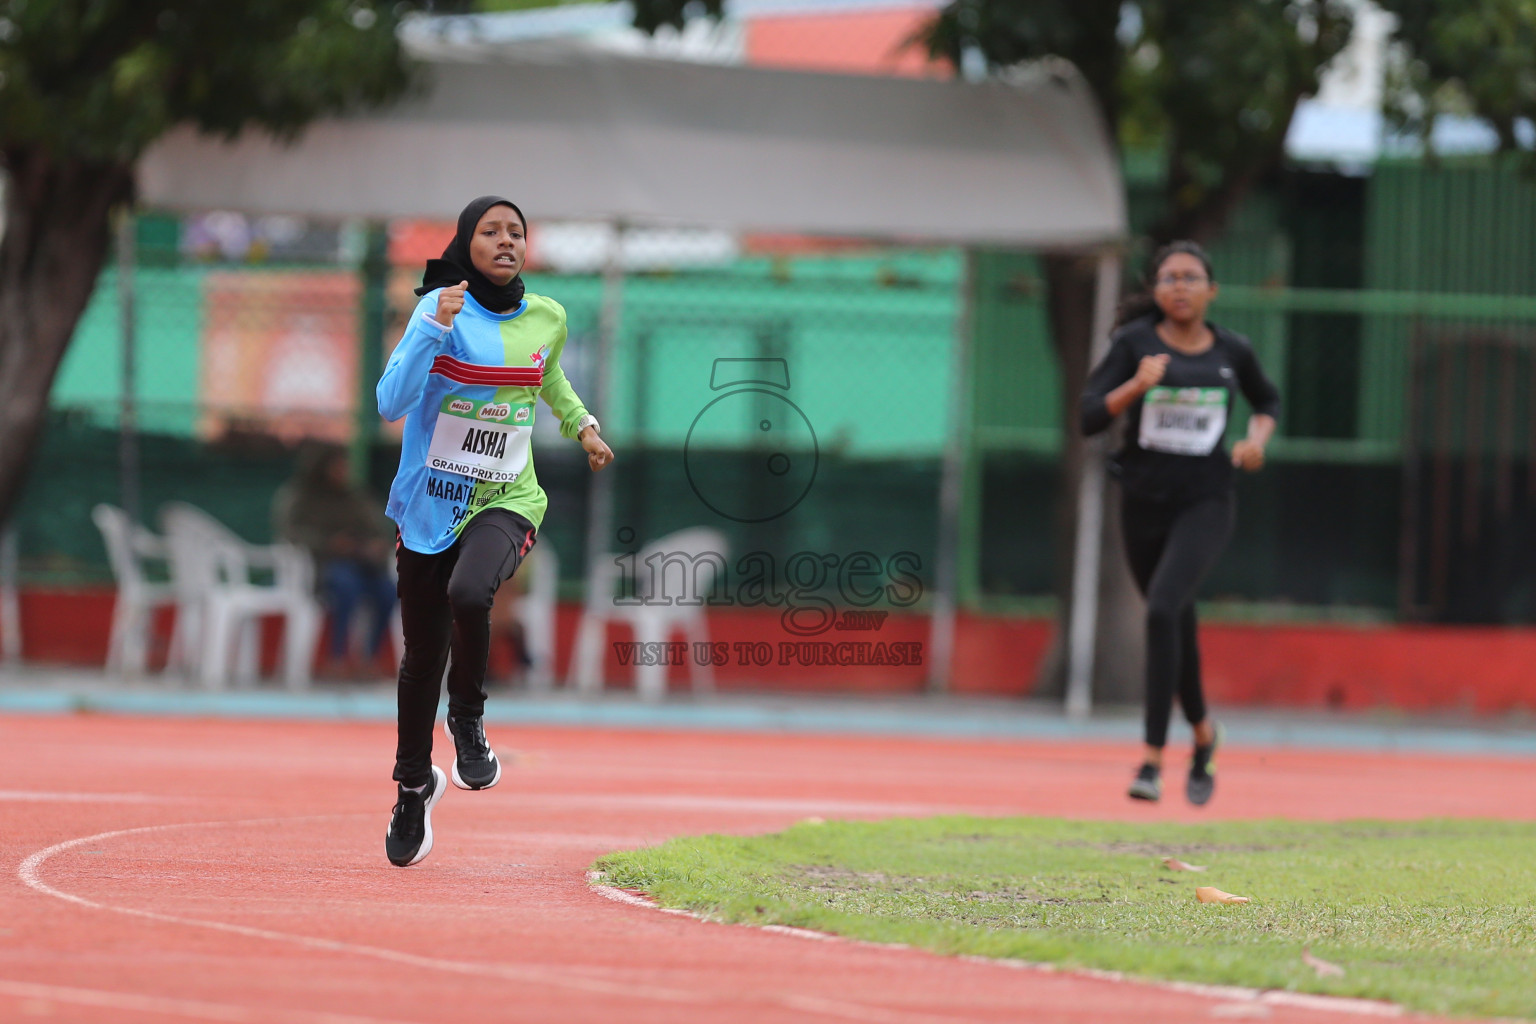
left=469, top=206, right=526, bottom=286
left=1152, top=252, right=1216, bottom=326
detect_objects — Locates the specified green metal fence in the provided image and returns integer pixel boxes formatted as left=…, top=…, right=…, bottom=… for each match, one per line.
left=21, top=206, right=1536, bottom=627
left=21, top=227, right=963, bottom=603
left=961, top=269, right=1536, bottom=623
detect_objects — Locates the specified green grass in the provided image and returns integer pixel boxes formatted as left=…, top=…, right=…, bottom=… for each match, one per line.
left=593, top=817, right=1536, bottom=1019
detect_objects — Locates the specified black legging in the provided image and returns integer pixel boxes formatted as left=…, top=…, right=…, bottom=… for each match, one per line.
left=1119, top=492, right=1233, bottom=749
left=393, top=508, right=536, bottom=787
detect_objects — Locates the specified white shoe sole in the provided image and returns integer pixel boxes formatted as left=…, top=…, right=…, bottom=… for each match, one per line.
left=445, top=717, right=502, bottom=791
left=391, top=764, right=446, bottom=867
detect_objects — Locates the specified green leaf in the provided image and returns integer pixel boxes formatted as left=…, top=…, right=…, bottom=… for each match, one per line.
left=0, top=0, right=435, bottom=161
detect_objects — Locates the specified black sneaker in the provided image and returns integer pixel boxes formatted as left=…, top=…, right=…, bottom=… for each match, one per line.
left=1127, top=763, right=1161, bottom=802
left=385, top=765, right=446, bottom=867
left=444, top=714, right=502, bottom=791
left=1187, top=723, right=1221, bottom=806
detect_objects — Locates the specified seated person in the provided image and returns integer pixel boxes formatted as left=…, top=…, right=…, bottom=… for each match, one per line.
left=488, top=549, right=535, bottom=686
left=273, top=444, right=397, bottom=677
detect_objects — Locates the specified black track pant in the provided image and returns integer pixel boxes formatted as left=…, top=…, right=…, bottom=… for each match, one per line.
left=1120, top=492, right=1233, bottom=749
left=393, top=509, right=536, bottom=787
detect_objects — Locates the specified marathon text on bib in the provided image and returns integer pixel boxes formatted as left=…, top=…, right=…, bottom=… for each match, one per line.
left=425, top=397, right=534, bottom=482
left=1139, top=386, right=1228, bottom=456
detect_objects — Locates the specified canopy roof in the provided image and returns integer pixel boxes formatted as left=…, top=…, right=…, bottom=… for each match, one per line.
left=139, top=47, right=1123, bottom=247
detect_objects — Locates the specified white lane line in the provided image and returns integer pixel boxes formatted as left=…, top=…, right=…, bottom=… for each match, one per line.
left=0, top=978, right=422, bottom=1024
left=588, top=879, right=1404, bottom=1020
left=17, top=817, right=969, bottom=1024
left=590, top=880, right=695, bottom=918
left=588, top=877, right=838, bottom=940
left=0, top=790, right=184, bottom=803
left=19, top=819, right=709, bottom=1007
left=988, top=961, right=1400, bottom=1017
left=759, top=924, right=835, bottom=941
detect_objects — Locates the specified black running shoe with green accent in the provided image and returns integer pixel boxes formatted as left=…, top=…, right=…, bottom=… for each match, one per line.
left=444, top=714, right=502, bottom=791
left=386, top=764, right=446, bottom=867
left=1187, top=722, right=1221, bottom=806
left=1127, top=763, right=1161, bottom=802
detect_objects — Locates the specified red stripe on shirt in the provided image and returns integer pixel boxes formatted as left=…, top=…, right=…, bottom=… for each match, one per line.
left=430, top=355, right=543, bottom=387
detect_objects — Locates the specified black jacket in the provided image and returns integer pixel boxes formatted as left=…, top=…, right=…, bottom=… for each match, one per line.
left=1080, top=316, right=1281, bottom=503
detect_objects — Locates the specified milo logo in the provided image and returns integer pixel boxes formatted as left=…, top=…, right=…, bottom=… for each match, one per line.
left=448, top=399, right=475, bottom=414
left=514, top=407, right=531, bottom=424
left=477, top=402, right=512, bottom=422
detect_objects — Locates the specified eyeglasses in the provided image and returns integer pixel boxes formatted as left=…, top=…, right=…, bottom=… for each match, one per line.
left=1155, top=273, right=1209, bottom=287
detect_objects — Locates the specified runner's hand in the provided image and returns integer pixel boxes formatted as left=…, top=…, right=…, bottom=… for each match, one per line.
left=580, top=426, right=613, bottom=472
left=434, top=281, right=468, bottom=328
left=1133, top=354, right=1169, bottom=393
left=1231, top=440, right=1265, bottom=471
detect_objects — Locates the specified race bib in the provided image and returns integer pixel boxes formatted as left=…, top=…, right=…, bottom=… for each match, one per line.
left=425, top=397, right=534, bottom=482
left=1139, top=386, right=1228, bottom=456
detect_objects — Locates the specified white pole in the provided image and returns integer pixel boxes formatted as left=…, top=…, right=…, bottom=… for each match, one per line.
left=0, top=524, right=18, bottom=668
left=580, top=222, right=624, bottom=616
left=1064, top=250, right=1121, bottom=720
left=925, top=250, right=975, bottom=693
left=117, top=208, right=139, bottom=527
left=0, top=175, right=13, bottom=669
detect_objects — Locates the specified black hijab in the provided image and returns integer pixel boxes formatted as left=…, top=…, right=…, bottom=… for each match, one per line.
left=415, top=195, right=527, bottom=314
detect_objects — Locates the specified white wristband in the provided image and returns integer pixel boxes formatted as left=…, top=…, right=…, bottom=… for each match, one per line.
left=575, top=414, right=599, bottom=435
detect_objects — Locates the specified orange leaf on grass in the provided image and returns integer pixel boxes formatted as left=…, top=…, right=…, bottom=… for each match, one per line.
left=1196, top=886, right=1251, bottom=904
left=1302, top=948, right=1345, bottom=978
left=1162, top=857, right=1207, bottom=872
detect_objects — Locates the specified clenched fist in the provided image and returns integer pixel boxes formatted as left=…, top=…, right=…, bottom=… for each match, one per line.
left=1134, top=354, right=1169, bottom=393
left=1231, top=439, right=1266, bottom=471
left=434, top=280, right=469, bottom=328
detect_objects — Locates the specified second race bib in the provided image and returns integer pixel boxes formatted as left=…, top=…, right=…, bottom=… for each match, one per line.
left=1138, top=386, right=1228, bottom=456
left=425, top=397, right=534, bottom=482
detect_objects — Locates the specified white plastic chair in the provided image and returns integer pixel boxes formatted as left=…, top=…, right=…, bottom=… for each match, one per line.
left=569, top=527, right=727, bottom=701
left=160, top=502, right=322, bottom=690
left=336, top=556, right=400, bottom=678
left=92, top=504, right=179, bottom=679
left=384, top=541, right=557, bottom=689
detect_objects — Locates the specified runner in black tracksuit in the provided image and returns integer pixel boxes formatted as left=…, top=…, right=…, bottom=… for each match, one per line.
left=1080, top=241, right=1279, bottom=806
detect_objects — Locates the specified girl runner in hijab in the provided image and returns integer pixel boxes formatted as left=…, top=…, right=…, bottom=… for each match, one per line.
left=1080, top=241, right=1278, bottom=806
left=377, top=196, right=613, bottom=866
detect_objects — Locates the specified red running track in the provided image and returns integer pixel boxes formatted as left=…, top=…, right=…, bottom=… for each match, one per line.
left=4, top=713, right=1533, bottom=1024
